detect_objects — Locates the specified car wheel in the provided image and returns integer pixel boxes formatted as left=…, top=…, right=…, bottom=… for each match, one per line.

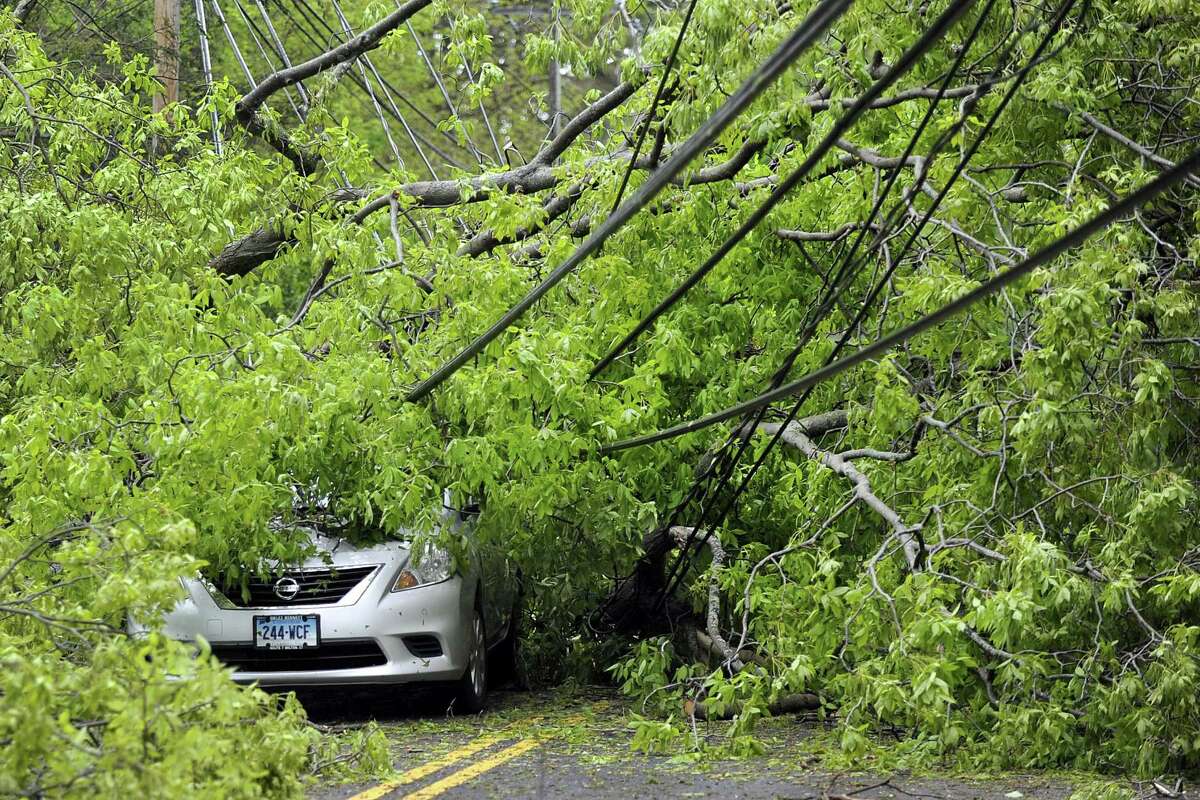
left=453, top=608, right=488, bottom=714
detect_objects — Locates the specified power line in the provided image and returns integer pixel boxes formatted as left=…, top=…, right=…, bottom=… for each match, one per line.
left=282, top=0, right=469, bottom=168
left=460, top=54, right=504, bottom=163
left=254, top=0, right=310, bottom=112
left=209, top=0, right=259, bottom=90
left=694, top=0, right=1087, bottom=525
left=600, top=147, right=1199, bottom=453
left=233, top=0, right=304, bottom=119
left=648, top=0, right=1000, bottom=608
left=334, top=0, right=441, bottom=178
left=329, top=0, right=406, bottom=167
left=404, top=0, right=854, bottom=402
left=648, top=25, right=1095, bottom=619
left=406, top=18, right=484, bottom=163
left=588, top=0, right=980, bottom=379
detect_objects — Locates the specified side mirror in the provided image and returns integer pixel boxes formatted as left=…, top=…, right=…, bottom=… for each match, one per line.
left=460, top=496, right=481, bottom=520
left=442, top=488, right=481, bottom=522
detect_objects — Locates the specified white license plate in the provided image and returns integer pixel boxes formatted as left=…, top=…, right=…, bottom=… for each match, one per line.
left=253, top=614, right=319, bottom=650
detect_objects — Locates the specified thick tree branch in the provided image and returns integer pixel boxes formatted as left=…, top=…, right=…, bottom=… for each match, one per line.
left=209, top=78, right=993, bottom=274
left=210, top=222, right=290, bottom=277
left=693, top=691, right=820, bottom=720
left=352, top=163, right=562, bottom=217
left=238, top=111, right=321, bottom=175
left=667, top=138, right=766, bottom=185
left=208, top=187, right=362, bottom=277
left=807, top=83, right=980, bottom=112
left=538, top=81, right=640, bottom=165
left=352, top=82, right=640, bottom=218
left=456, top=183, right=586, bottom=258
left=835, top=137, right=927, bottom=176
left=212, top=115, right=766, bottom=274
left=776, top=222, right=880, bottom=243
left=235, top=0, right=433, bottom=125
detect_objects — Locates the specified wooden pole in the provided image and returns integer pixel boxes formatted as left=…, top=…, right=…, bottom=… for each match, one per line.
left=153, top=0, right=181, bottom=116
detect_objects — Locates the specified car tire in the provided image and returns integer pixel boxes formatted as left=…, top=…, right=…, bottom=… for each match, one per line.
left=453, top=607, right=488, bottom=714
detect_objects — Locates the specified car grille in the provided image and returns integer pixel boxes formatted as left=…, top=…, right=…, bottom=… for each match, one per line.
left=211, top=640, right=387, bottom=672
left=211, top=565, right=378, bottom=607
left=402, top=634, right=444, bottom=659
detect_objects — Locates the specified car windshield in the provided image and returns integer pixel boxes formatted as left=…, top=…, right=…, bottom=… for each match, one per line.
left=272, top=486, right=442, bottom=546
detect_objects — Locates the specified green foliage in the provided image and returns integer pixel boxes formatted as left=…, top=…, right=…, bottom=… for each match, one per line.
left=3, top=0, right=1200, bottom=792
left=2, top=634, right=317, bottom=798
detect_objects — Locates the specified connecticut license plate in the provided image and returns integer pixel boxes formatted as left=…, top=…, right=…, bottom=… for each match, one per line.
left=253, top=614, right=319, bottom=650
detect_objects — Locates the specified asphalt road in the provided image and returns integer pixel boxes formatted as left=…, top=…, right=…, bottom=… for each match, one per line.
left=302, top=689, right=1074, bottom=800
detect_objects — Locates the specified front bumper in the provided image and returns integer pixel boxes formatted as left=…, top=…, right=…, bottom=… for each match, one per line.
left=148, top=573, right=474, bottom=686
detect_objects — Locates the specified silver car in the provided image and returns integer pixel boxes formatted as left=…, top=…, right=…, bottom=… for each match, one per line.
left=142, top=495, right=520, bottom=712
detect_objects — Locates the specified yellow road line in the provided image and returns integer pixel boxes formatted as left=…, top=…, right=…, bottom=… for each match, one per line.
left=348, top=704, right=606, bottom=800
left=401, top=738, right=543, bottom=800
left=401, top=710, right=596, bottom=799
left=347, top=731, right=512, bottom=800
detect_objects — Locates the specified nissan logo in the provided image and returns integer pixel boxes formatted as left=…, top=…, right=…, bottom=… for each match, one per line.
left=273, top=576, right=301, bottom=601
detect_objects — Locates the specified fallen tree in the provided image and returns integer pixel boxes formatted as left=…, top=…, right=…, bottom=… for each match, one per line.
left=4, top=0, right=1200, bottom=793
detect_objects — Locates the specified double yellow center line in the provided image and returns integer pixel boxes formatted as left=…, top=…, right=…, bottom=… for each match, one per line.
left=348, top=729, right=520, bottom=800
left=402, top=738, right=543, bottom=800
left=348, top=706, right=600, bottom=800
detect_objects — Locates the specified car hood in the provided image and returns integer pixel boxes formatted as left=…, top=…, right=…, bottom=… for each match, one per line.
left=290, top=528, right=415, bottom=569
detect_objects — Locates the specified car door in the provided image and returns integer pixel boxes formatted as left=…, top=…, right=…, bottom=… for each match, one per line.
left=456, top=494, right=515, bottom=647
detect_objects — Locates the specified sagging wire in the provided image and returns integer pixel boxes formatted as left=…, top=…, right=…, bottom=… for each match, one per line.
left=209, top=0, right=258, bottom=88
left=616, top=0, right=1087, bottom=454
left=459, top=57, right=504, bottom=163
left=651, top=0, right=1017, bottom=611
left=625, top=0, right=1126, bottom=631
left=702, top=1, right=1088, bottom=519
left=628, top=0, right=1003, bottom=621
left=335, top=0, right=442, bottom=178
left=254, top=0, right=311, bottom=115
left=330, top=0, right=407, bottom=168
left=233, top=0, right=304, bottom=120
left=626, top=137, right=1197, bottom=457
left=588, top=0, right=983, bottom=379
left=406, top=18, right=485, bottom=164
left=284, top=0, right=467, bottom=168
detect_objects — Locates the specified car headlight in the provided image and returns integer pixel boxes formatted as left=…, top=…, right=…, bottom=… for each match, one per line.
left=391, top=540, right=453, bottom=591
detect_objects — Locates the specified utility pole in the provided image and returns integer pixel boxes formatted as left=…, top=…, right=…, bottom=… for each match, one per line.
left=153, top=0, right=181, bottom=116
